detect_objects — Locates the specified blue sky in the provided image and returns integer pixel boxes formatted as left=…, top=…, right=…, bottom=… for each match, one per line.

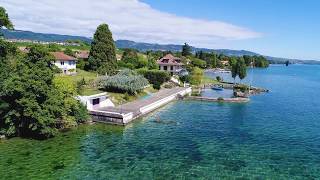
left=1, top=0, right=319, bottom=60
left=142, top=0, right=320, bottom=60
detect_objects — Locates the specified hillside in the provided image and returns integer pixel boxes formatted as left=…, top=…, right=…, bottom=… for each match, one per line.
left=1, top=29, right=92, bottom=43
left=1, top=29, right=319, bottom=64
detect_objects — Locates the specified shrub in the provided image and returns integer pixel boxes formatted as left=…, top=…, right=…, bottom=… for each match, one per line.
left=77, top=59, right=87, bottom=70
left=234, top=84, right=249, bottom=93
left=180, top=75, right=191, bottom=83
left=191, top=58, right=207, bottom=68
left=216, top=76, right=222, bottom=82
left=217, top=97, right=224, bottom=101
left=137, top=69, right=170, bottom=90
left=190, top=67, right=204, bottom=85
left=100, top=69, right=149, bottom=94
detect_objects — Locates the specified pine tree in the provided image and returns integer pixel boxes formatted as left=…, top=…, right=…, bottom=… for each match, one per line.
left=87, top=24, right=117, bottom=75
left=182, top=43, right=192, bottom=56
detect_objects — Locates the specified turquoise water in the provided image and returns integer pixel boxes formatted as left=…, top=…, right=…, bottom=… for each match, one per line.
left=1, top=65, right=320, bottom=179
left=201, top=88, right=234, bottom=98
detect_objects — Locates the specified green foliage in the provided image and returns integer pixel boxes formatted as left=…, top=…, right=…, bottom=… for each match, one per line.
left=216, top=76, right=222, bottom=82
left=179, top=75, right=191, bottom=83
left=0, top=7, right=13, bottom=30
left=137, top=69, right=170, bottom=90
left=147, top=54, right=159, bottom=70
left=48, top=43, right=62, bottom=52
left=99, top=69, right=149, bottom=94
left=234, top=84, right=249, bottom=93
left=243, top=55, right=269, bottom=68
left=191, top=57, right=207, bottom=68
left=231, top=57, right=247, bottom=81
left=76, top=59, right=87, bottom=70
left=119, top=49, right=148, bottom=69
left=64, top=48, right=75, bottom=57
left=182, top=43, right=192, bottom=56
left=86, top=24, right=117, bottom=75
left=190, top=67, right=203, bottom=85
left=0, top=44, right=88, bottom=138
left=237, top=57, right=247, bottom=80
left=195, top=51, right=217, bottom=68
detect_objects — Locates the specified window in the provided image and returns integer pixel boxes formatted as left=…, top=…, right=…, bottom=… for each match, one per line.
left=170, top=66, right=173, bottom=70
left=69, top=61, right=72, bottom=65
left=92, top=98, right=100, bottom=106
left=163, top=66, right=167, bottom=70
left=60, top=61, right=64, bottom=65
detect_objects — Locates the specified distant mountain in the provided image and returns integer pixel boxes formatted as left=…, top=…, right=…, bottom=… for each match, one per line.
left=115, top=40, right=259, bottom=57
left=1, top=29, right=92, bottom=43
left=1, top=29, right=319, bottom=64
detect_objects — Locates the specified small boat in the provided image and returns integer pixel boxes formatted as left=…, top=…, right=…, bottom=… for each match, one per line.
left=212, top=84, right=224, bottom=91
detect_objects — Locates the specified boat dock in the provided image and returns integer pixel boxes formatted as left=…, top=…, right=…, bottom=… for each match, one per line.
left=89, top=87, right=192, bottom=125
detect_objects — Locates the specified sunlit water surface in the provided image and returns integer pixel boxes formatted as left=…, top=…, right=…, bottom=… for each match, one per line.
left=1, top=65, right=320, bottom=179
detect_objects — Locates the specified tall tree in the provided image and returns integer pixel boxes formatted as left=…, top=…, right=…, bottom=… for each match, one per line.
left=87, top=24, right=117, bottom=75
left=230, top=57, right=238, bottom=84
left=238, top=57, right=247, bottom=81
left=0, top=7, right=13, bottom=30
left=182, top=43, right=192, bottom=56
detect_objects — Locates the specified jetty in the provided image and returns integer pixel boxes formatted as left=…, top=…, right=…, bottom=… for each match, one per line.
left=88, top=87, right=192, bottom=125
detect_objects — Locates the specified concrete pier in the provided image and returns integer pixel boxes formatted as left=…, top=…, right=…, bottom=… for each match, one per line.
left=89, top=87, right=192, bottom=125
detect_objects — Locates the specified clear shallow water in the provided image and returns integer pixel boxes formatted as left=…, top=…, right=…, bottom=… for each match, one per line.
left=1, top=65, right=320, bottom=179
left=201, top=88, right=234, bottom=98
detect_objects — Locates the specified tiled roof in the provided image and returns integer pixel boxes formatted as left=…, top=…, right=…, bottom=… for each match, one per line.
left=75, top=51, right=89, bottom=59
left=51, top=52, right=77, bottom=61
left=157, top=54, right=184, bottom=65
left=18, top=47, right=29, bottom=53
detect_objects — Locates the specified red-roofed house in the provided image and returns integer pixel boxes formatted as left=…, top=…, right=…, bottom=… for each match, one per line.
left=51, top=52, right=77, bottom=75
left=157, top=54, right=184, bottom=75
left=75, top=51, right=89, bottom=59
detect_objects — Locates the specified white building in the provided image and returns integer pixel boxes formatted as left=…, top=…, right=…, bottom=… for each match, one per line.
left=157, top=54, right=184, bottom=75
left=51, top=52, right=77, bottom=75
left=77, top=93, right=115, bottom=111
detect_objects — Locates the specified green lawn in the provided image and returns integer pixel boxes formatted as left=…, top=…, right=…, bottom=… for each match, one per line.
left=55, top=69, right=98, bottom=83
left=201, top=75, right=218, bottom=85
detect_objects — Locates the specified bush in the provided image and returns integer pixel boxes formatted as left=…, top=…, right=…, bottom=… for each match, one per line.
left=100, top=69, right=149, bottom=94
left=216, top=76, right=222, bottom=82
left=217, top=97, right=224, bottom=101
left=191, top=58, right=207, bottom=68
left=234, top=84, right=249, bottom=92
left=180, top=75, right=191, bottom=83
left=190, top=67, right=204, bottom=85
left=137, top=69, right=170, bottom=90
left=77, top=59, right=87, bottom=70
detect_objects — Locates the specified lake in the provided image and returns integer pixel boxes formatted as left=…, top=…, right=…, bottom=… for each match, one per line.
left=1, top=65, right=320, bottom=179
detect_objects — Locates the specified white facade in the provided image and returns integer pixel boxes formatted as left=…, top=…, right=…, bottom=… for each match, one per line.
left=159, top=65, right=183, bottom=75
left=77, top=93, right=115, bottom=111
left=54, top=60, right=77, bottom=75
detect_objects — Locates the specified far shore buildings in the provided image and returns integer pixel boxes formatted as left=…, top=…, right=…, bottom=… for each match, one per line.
left=51, top=52, right=77, bottom=75
left=157, top=54, right=185, bottom=75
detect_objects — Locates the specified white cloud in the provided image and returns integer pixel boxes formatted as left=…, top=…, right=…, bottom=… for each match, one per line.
left=0, top=0, right=261, bottom=48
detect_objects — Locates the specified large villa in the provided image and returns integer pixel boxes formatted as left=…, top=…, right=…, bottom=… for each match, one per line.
left=157, top=54, right=185, bottom=75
